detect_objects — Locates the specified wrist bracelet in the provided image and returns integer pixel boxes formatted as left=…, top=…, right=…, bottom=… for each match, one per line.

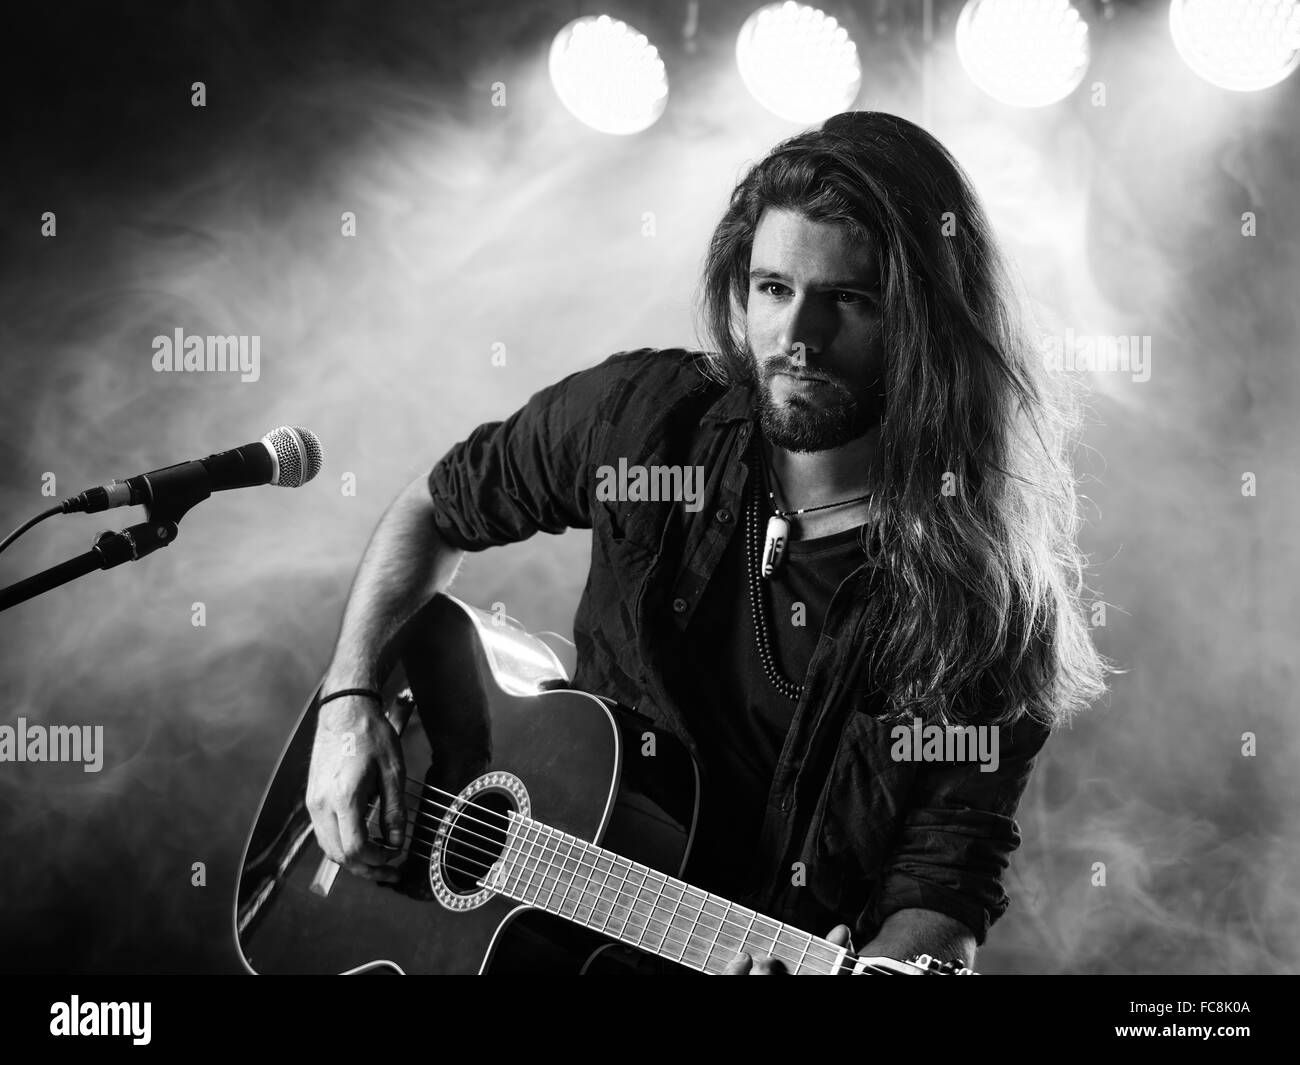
left=319, top=687, right=383, bottom=708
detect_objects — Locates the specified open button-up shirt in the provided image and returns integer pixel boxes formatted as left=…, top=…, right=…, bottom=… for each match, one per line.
left=427, top=347, right=1051, bottom=947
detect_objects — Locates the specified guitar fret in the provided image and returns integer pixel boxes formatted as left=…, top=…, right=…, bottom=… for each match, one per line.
left=638, top=867, right=663, bottom=950
left=497, top=815, right=523, bottom=897
left=625, top=860, right=652, bottom=943
left=678, top=886, right=711, bottom=971
left=587, top=842, right=611, bottom=929
left=606, top=856, right=636, bottom=940
left=484, top=817, right=851, bottom=977
left=739, top=908, right=758, bottom=964
left=501, top=816, right=527, bottom=899
left=609, top=854, right=634, bottom=935
left=655, top=868, right=676, bottom=951
left=520, top=819, right=548, bottom=905
left=795, top=932, right=812, bottom=975
left=557, top=830, right=595, bottom=927
left=572, top=836, right=599, bottom=926
left=749, top=914, right=781, bottom=962
left=697, top=896, right=735, bottom=973
left=662, top=879, right=689, bottom=965
left=532, top=820, right=564, bottom=911
left=627, top=865, right=659, bottom=950
left=645, top=873, right=672, bottom=959
left=774, top=924, right=809, bottom=971
left=549, top=828, right=581, bottom=920
left=588, top=848, right=617, bottom=933
left=532, top=820, right=558, bottom=907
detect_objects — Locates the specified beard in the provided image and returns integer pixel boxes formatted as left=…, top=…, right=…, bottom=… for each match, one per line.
left=752, top=353, right=883, bottom=453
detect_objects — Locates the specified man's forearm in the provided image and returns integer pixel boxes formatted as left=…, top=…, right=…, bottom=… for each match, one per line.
left=322, top=475, right=466, bottom=692
left=859, top=908, right=978, bottom=969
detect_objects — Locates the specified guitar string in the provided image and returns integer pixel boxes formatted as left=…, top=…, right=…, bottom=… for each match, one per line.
left=388, top=777, right=855, bottom=969
left=343, top=776, right=865, bottom=973
left=342, top=774, right=851, bottom=974
left=389, top=779, right=824, bottom=958
left=464, top=822, right=870, bottom=974
left=389, top=798, right=891, bottom=976
left=392, top=801, right=863, bottom=975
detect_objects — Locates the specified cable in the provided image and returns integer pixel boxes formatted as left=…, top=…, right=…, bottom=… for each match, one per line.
left=0, top=504, right=66, bottom=555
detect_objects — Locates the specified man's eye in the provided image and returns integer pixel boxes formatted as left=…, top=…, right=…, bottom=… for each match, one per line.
left=835, top=291, right=877, bottom=306
left=756, top=283, right=874, bottom=306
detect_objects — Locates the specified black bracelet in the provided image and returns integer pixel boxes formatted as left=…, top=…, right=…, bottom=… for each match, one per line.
left=318, top=687, right=383, bottom=708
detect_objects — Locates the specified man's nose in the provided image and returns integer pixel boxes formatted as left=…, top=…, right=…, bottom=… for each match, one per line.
left=778, top=296, right=829, bottom=366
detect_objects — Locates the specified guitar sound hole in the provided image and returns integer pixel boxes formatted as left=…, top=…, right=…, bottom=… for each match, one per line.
left=442, top=789, right=515, bottom=894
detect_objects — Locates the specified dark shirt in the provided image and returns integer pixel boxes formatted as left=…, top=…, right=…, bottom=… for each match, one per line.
left=677, top=456, right=870, bottom=906
left=426, top=347, right=1052, bottom=947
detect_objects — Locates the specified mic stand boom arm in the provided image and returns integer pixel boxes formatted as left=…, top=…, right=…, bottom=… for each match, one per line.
left=0, top=470, right=207, bottom=612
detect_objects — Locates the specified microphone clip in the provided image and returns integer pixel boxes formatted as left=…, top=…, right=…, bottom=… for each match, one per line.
left=129, top=460, right=213, bottom=525
left=93, top=520, right=181, bottom=567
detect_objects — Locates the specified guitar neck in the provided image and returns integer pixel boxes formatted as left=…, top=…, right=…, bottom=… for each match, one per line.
left=484, top=813, right=880, bottom=975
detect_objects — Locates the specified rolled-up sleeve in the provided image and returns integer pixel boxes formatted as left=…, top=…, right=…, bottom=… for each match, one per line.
left=426, top=361, right=616, bottom=551
left=865, top=715, right=1053, bottom=946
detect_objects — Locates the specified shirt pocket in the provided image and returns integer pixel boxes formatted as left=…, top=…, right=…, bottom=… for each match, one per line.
left=589, top=500, right=673, bottom=635
left=594, top=499, right=672, bottom=571
left=599, top=495, right=670, bottom=544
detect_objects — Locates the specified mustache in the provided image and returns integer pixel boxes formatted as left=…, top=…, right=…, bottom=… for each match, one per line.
left=759, top=355, right=840, bottom=386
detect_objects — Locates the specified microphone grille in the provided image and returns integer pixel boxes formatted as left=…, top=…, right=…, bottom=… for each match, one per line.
left=263, top=426, right=324, bottom=487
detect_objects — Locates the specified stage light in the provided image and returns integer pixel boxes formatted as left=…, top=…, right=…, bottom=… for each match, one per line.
left=735, top=2, right=862, bottom=124
left=548, top=15, right=668, bottom=134
left=1169, top=0, right=1300, bottom=92
left=955, top=0, right=1090, bottom=108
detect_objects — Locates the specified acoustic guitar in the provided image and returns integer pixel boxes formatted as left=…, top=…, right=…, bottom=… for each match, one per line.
left=234, top=593, right=974, bottom=976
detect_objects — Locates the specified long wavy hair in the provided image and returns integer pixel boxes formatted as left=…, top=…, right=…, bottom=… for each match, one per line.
left=695, top=110, right=1115, bottom=730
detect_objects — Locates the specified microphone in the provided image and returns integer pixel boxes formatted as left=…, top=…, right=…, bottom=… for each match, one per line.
left=63, top=426, right=324, bottom=515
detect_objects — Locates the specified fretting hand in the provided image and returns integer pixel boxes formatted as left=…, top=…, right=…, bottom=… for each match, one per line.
left=723, top=923, right=854, bottom=974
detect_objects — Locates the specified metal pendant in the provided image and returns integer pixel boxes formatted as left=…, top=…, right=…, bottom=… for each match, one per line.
left=762, top=514, right=789, bottom=578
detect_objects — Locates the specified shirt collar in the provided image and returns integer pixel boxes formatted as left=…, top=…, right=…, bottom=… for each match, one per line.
left=697, top=368, right=757, bottom=426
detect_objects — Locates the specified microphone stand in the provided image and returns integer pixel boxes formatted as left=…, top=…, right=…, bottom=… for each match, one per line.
left=0, top=466, right=211, bottom=613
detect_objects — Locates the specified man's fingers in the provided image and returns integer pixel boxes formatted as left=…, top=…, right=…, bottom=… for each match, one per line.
left=724, top=953, right=753, bottom=975
left=825, top=924, right=856, bottom=974
left=306, top=697, right=406, bottom=884
left=341, top=857, right=400, bottom=883
left=310, top=807, right=346, bottom=866
left=723, top=952, right=789, bottom=974
left=826, top=924, right=854, bottom=951
left=337, top=803, right=399, bottom=879
left=380, top=759, right=407, bottom=847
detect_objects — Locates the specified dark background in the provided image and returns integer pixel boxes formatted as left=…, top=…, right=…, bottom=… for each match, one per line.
left=0, top=0, right=1297, bottom=974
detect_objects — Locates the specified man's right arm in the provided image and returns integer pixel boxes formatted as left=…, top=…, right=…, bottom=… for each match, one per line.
left=305, top=473, right=466, bottom=883
left=304, top=348, right=669, bottom=881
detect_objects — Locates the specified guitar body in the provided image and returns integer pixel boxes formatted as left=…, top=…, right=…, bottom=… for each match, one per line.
left=235, top=593, right=700, bottom=975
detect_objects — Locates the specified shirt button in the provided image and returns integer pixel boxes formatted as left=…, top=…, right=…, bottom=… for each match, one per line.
left=715, top=508, right=732, bottom=524
left=672, top=597, right=689, bottom=613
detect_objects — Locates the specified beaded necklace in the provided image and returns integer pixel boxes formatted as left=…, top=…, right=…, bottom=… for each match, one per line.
left=745, top=432, right=874, bottom=701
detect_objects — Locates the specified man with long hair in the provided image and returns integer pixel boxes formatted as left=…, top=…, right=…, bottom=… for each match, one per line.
left=306, top=110, right=1112, bottom=974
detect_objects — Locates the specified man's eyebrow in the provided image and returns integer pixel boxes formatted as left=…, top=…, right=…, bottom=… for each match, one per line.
left=748, top=267, right=879, bottom=290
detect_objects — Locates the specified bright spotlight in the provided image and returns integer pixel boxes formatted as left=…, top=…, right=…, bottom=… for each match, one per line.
left=549, top=15, right=668, bottom=134
left=955, top=0, right=1090, bottom=108
left=1170, top=0, right=1300, bottom=92
left=735, top=2, right=862, bottom=124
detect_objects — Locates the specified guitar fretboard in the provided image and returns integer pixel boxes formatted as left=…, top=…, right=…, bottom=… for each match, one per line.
left=483, top=813, right=856, bottom=975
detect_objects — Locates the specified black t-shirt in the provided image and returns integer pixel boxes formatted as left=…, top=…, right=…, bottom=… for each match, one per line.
left=673, top=475, right=870, bottom=904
